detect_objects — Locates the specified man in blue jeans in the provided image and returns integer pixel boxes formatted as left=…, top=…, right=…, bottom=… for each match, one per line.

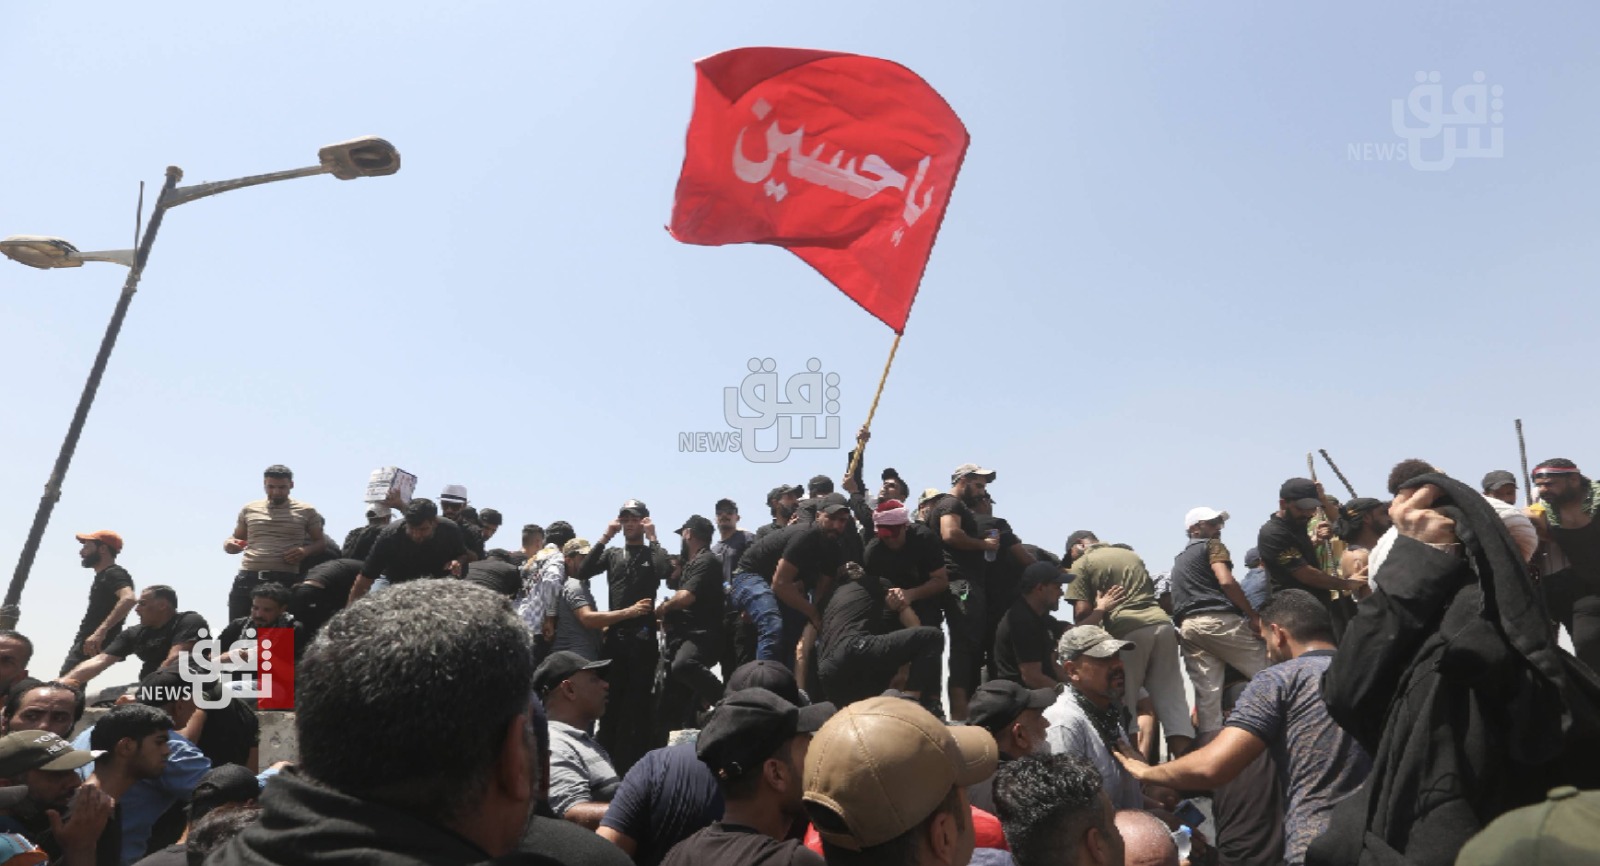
left=730, top=505, right=849, bottom=667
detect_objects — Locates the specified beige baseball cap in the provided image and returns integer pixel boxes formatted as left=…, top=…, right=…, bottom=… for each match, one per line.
left=803, top=696, right=997, bottom=851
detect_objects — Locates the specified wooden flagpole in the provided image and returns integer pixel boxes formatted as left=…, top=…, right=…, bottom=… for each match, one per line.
left=845, top=333, right=902, bottom=482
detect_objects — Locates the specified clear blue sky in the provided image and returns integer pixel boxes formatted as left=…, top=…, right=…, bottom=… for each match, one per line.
left=3, top=2, right=1596, bottom=683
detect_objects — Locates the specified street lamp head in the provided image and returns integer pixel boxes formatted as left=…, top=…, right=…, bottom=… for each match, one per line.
left=318, top=136, right=401, bottom=180
left=0, top=235, right=134, bottom=269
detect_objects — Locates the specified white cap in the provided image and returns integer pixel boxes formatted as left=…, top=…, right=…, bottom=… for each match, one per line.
left=1184, top=507, right=1229, bottom=531
left=440, top=484, right=468, bottom=503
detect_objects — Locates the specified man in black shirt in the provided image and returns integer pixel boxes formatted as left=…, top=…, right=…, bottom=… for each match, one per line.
left=712, top=499, right=760, bottom=674
left=465, top=550, right=526, bottom=599
left=737, top=505, right=849, bottom=669
left=340, top=504, right=392, bottom=561
left=656, top=516, right=726, bottom=731
left=815, top=563, right=944, bottom=708
left=754, top=485, right=803, bottom=542
left=478, top=508, right=503, bottom=547
left=290, top=558, right=361, bottom=639
left=929, top=463, right=1003, bottom=720
left=661, top=689, right=834, bottom=866
left=578, top=500, right=674, bottom=775
left=64, top=530, right=137, bottom=677
left=439, top=484, right=487, bottom=560
left=992, top=562, right=1067, bottom=689
left=216, top=583, right=307, bottom=694
left=1256, top=478, right=1362, bottom=632
left=973, top=497, right=1038, bottom=664
left=348, top=498, right=473, bottom=604
left=861, top=499, right=948, bottom=711
left=64, top=585, right=208, bottom=687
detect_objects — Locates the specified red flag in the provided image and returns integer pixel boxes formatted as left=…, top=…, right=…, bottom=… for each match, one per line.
left=669, top=48, right=969, bottom=333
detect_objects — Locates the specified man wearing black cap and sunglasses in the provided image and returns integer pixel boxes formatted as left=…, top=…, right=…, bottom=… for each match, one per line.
left=661, top=689, right=834, bottom=866
left=537, top=651, right=620, bottom=829
left=578, top=500, right=674, bottom=775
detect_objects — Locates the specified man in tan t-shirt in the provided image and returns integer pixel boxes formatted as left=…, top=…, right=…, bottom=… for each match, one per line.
left=1066, top=540, right=1195, bottom=757
left=223, top=464, right=327, bottom=620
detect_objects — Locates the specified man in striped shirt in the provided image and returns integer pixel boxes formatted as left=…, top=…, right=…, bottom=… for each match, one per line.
left=223, top=465, right=327, bottom=620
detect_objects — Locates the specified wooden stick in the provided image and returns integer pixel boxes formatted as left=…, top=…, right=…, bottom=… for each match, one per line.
left=1319, top=449, right=1358, bottom=499
left=845, top=333, right=901, bottom=482
left=1306, top=453, right=1317, bottom=482
left=1517, top=419, right=1532, bottom=506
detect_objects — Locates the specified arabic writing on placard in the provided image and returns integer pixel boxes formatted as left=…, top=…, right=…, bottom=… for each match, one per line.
left=733, top=99, right=935, bottom=244
left=719, top=357, right=841, bottom=464
left=1388, top=71, right=1503, bottom=172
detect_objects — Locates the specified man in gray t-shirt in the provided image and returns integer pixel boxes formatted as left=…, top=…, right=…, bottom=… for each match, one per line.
left=550, top=539, right=655, bottom=661
left=553, top=577, right=604, bottom=659
left=1113, top=589, right=1370, bottom=865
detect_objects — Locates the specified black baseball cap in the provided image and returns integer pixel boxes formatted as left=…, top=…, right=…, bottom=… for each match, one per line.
left=190, top=764, right=260, bottom=821
left=809, top=475, right=835, bottom=495
left=965, top=681, right=1058, bottom=734
left=714, top=498, right=738, bottom=515
left=1341, top=497, right=1385, bottom=519
left=819, top=502, right=850, bottom=518
left=619, top=499, right=649, bottom=518
left=532, top=651, right=611, bottom=697
left=1020, top=561, right=1067, bottom=589
left=677, top=515, right=715, bottom=541
left=1482, top=470, right=1518, bottom=493
left=696, top=688, right=835, bottom=779
left=767, top=484, right=804, bottom=505
left=725, top=660, right=802, bottom=705
left=1279, top=478, right=1321, bottom=510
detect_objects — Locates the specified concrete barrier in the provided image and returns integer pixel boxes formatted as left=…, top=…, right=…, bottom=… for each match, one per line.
left=74, top=707, right=299, bottom=768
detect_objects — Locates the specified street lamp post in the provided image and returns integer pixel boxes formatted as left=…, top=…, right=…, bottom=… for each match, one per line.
left=0, top=136, right=400, bottom=629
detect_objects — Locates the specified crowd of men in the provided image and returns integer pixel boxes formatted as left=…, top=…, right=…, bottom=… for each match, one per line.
left=3, top=447, right=1600, bottom=865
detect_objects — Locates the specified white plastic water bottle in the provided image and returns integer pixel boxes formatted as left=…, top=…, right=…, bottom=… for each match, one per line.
left=983, top=529, right=999, bottom=562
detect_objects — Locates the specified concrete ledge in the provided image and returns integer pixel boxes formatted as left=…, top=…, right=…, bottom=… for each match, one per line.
left=75, top=707, right=299, bottom=767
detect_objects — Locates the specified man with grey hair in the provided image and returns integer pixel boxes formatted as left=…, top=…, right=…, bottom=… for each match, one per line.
left=1044, top=625, right=1144, bottom=809
left=213, top=582, right=546, bottom=865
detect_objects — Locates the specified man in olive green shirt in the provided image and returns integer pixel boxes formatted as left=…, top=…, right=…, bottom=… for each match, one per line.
left=1066, top=541, right=1194, bottom=756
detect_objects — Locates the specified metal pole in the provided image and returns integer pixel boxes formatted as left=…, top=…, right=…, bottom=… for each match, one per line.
left=1516, top=419, right=1533, bottom=507
left=0, top=166, right=184, bottom=629
left=1319, top=449, right=1359, bottom=499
